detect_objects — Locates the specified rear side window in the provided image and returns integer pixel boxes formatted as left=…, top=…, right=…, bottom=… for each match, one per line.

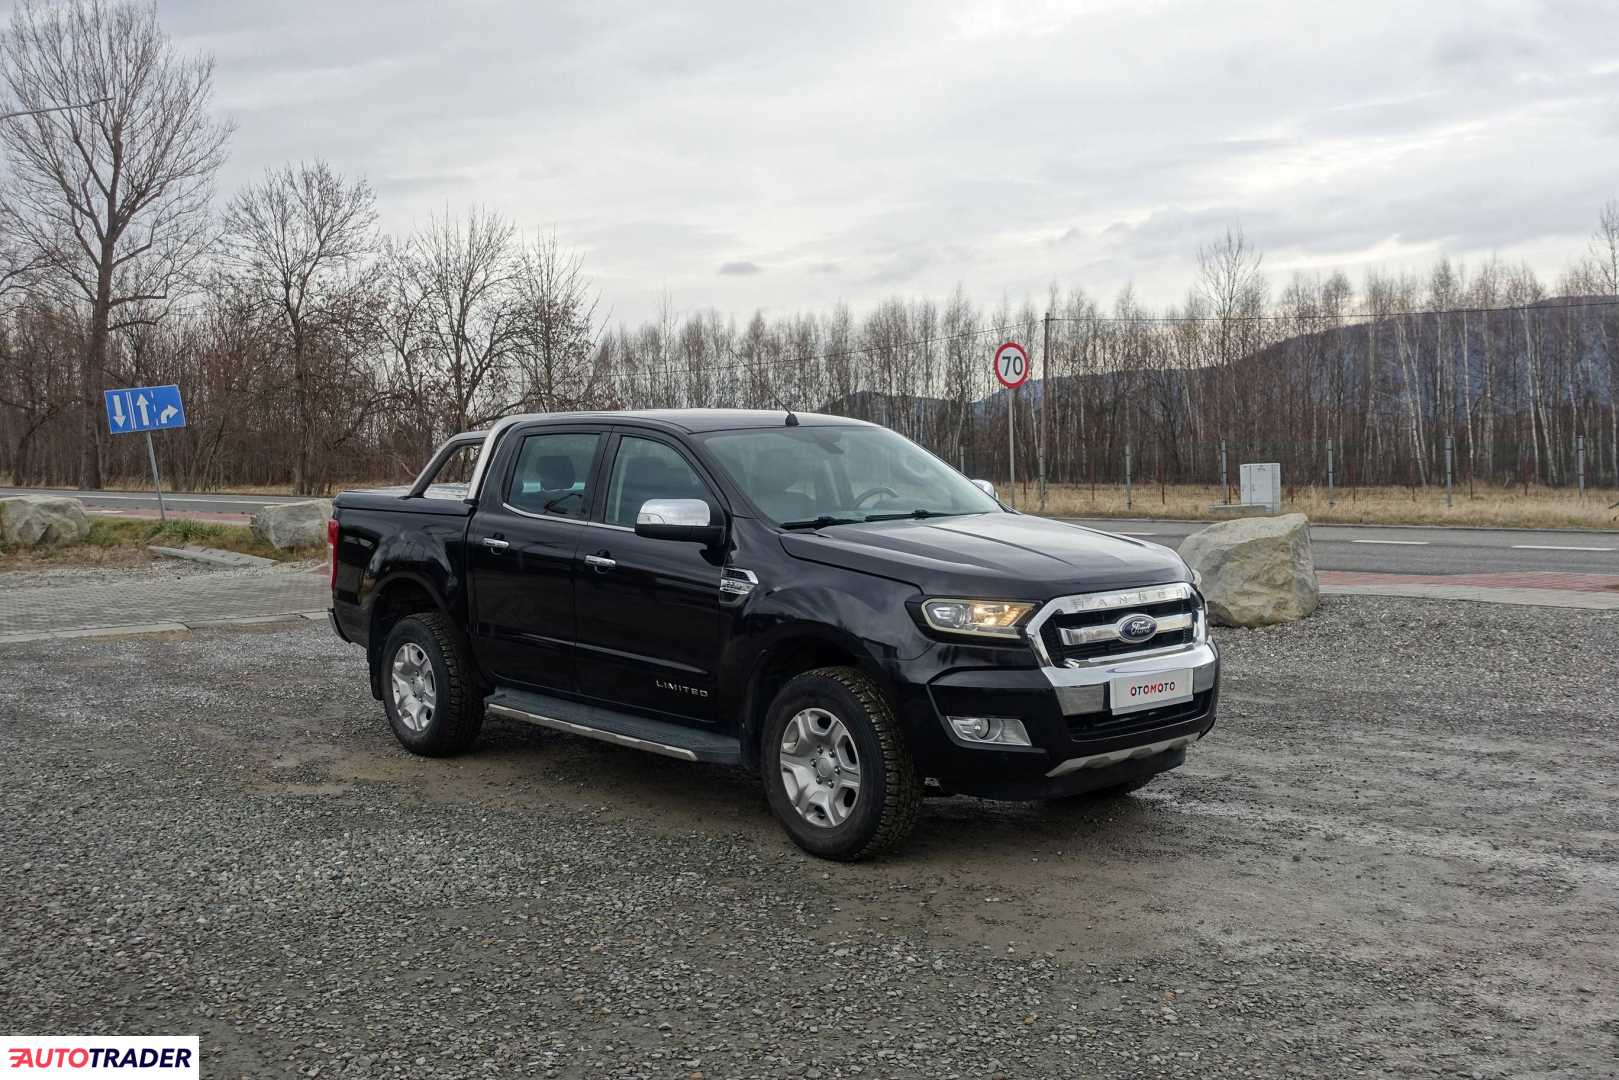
left=604, top=437, right=711, bottom=526
left=418, top=441, right=482, bottom=499
left=505, top=433, right=601, bottom=518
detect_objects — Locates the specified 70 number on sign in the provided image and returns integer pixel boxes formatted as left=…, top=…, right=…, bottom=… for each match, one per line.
left=993, top=341, right=1029, bottom=390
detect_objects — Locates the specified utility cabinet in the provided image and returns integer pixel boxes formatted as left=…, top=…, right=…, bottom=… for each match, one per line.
left=1239, top=462, right=1282, bottom=513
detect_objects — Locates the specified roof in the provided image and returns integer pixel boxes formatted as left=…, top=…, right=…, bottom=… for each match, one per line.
left=490, top=408, right=875, bottom=434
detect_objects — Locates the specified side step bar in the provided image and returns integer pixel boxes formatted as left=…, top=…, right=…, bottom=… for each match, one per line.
left=486, top=688, right=742, bottom=766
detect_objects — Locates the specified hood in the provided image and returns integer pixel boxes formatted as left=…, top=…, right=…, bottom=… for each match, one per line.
left=779, top=512, right=1189, bottom=598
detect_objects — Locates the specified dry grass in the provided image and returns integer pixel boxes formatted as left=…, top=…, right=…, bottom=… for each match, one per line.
left=999, top=482, right=1619, bottom=530
left=0, top=518, right=324, bottom=570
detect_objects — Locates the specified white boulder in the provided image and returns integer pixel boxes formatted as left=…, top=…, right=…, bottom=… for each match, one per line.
left=0, top=495, right=91, bottom=547
left=1180, top=512, right=1319, bottom=627
left=250, top=499, right=332, bottom=550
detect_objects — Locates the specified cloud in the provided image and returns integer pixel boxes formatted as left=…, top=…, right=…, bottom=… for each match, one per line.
left=150, top=0, right=1618, bottom=323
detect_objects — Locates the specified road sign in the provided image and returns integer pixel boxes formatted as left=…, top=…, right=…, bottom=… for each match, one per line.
left=103, top=384, right=184, bottom=522
left=993, top=341, right=1029, bottom=390
left=104, top=384, right=186, bottom=434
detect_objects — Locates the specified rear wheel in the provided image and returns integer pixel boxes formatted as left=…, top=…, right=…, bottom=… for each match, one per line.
left=380, top=611, right=483, bottom=756
left=762, top=667, right=921, bottom=861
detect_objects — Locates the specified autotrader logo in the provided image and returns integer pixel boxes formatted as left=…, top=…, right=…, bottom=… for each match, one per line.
left=2, top=1037, right=198, bottom=1078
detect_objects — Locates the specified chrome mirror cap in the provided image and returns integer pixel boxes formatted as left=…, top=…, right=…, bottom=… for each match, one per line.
left=636, top=498, right=711, bottom=527
left=970, top=479, right=996, bottom=498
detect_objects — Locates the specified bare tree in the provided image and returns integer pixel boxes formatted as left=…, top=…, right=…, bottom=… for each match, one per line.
left=402, top=207, right=525, bottom=432
left=1196, top=226, right=1266, bottom=440
left=222, top=160, right=378, bottom=493
left=0, top=0, right=230, bottom=488
left=512, top=240, right=598, bottom=409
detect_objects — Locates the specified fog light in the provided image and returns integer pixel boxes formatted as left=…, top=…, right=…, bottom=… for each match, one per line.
left=946, top=716, right=1031, bottom=747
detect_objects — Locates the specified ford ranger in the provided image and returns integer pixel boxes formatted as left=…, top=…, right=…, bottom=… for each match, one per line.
left=328, top=410, right=1219, bottom=860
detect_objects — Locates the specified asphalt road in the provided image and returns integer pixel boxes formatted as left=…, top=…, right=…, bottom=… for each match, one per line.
left=0, top=485, right=307, bottom=515
left=5, top=486, right=1617, bottom=575
left=1074, top=518, right=1619, bottom=574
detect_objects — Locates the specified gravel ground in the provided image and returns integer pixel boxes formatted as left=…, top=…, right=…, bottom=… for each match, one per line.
left=0, top=595, right=1615, bottom=1078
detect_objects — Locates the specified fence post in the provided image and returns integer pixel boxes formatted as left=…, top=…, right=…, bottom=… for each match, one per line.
left=1219, top=440, right=1228, bottom=505
left=1327, top=438, right=1335, bottom=507
left=1125, top=443, right=1133, bottom=511
left=1577, top=434, right=1585, bottom=499
left=1444, top=435, right=1454, bottom=508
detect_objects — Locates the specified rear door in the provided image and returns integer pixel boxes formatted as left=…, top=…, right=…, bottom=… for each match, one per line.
left=467, top=425, right=605, bottom=691
left=572, top=430, right=726, bottom=723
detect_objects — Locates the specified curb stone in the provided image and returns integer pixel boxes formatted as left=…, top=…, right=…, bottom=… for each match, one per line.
left=148, top=544, right=275, bottom=569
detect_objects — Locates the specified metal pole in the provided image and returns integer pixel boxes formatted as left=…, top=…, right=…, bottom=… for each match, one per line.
left=1577, top=434, right=1585, bottom=499
left=1039, top=312, right=1051, bottom=513
left=145, top=431, right=167, bottom=523
left=1220, top=440, right=1228, bottom=505
left=1008, top=385, right=1016, bottom=508
left=1125, top=443, right=1133, bottom=511
left=1444, top=435, right=1454, bottom=508
left=1327, top=438, right=1335, bottom=507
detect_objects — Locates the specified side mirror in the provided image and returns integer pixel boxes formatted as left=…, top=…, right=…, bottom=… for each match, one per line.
left=970, top=479, right=997, bottom=498
left=634, top=498, right=725, bottom=545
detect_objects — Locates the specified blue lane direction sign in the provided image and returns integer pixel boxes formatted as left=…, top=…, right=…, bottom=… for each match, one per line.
left=104, top=384, right=186, bottom=434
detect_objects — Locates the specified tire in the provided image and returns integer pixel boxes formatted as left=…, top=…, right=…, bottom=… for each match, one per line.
left=762, top=666, right=921, bottom=861
left=379, top=611, right=484, bottom=757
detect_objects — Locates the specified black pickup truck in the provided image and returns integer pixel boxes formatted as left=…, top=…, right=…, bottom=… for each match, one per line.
left=329, top=409, right=1219, bottom=860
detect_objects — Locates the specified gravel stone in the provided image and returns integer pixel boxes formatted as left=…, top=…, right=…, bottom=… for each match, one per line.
left=0, top=594, right=1613, bottom=1077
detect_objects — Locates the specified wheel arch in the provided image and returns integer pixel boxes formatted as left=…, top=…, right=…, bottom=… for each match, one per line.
left=737, top=627, right=890, bottom=771
left=366, top=572, right=457, bottom=700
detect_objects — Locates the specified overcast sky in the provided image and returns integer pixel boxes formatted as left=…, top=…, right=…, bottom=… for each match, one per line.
left=165, top=0, right=1617, bottom=325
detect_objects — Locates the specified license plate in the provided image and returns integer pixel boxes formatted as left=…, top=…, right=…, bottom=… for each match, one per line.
left=1109, top=668, right=1193, bottom=715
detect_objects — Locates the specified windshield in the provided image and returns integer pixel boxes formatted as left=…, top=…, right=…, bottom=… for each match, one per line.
left=699, top=425, right=1002, bottom=526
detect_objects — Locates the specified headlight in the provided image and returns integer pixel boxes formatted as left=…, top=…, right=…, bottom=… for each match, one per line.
left=920, top=598, right=1036, bottom=639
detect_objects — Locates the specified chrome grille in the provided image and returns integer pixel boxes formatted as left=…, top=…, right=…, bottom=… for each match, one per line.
left=1026, top=583, right=1204, bottom=667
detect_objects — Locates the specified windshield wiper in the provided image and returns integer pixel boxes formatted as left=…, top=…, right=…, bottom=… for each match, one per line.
left=780, top=515, right=863, bottom=530
left=861, top=509, right=962, bottom=522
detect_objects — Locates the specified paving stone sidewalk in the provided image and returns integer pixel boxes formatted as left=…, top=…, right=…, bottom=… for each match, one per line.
left=0, top=565, right=329, bottom=642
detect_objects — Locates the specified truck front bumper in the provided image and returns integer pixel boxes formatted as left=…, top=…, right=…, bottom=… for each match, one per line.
left=894, top=641, right=1220, bottom=800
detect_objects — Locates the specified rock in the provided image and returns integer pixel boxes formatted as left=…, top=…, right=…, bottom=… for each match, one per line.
left=250, top=499, right=332, bottom=550
left=0, top=495, right=91, bottom=546
left=1179, top=512, right=1319, bottom=627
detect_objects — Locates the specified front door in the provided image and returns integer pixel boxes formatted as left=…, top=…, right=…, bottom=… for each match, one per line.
left=573, top=432, right=725, bottom=723
left=468, top=428, right=604, bottom=691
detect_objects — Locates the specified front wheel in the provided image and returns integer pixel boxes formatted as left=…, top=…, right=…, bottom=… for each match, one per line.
left=762, top=667, right=921, bottom=861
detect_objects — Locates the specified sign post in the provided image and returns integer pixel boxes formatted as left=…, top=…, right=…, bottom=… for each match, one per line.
left=993, top=341, right=1030, bottom=505
left=103, top=383, right=187, bottom=522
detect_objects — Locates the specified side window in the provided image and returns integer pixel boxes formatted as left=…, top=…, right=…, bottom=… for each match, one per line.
left=604, top=436, right=711, bottom=527
left=505, top=432, right=601, bottom=518
left=419, top=441, right=481, bottom=499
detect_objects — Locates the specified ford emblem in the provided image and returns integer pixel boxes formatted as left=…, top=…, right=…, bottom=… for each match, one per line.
left=1118, top=614, right=1158, bottom=643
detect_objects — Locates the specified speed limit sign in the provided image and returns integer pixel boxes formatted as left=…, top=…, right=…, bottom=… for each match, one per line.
left=993, top=341, right=1029, bottom=390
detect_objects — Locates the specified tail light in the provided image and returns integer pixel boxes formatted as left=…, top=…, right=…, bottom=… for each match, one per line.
left=327, top=517, right=339, bottom=588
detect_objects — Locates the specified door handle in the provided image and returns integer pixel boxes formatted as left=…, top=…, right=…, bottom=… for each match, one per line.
left=583, top=554, right=616, bottom=570
left=482, top=537, right=510, bottom=551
